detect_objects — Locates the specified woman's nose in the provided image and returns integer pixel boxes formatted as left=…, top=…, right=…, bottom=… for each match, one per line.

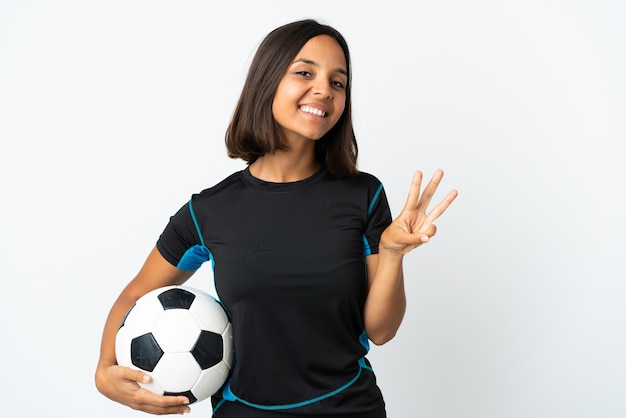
left=313, top=78, right=332, bottom=98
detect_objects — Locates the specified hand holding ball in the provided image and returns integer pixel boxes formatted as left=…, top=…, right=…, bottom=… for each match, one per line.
left=115, top=286, right=233, bottom=404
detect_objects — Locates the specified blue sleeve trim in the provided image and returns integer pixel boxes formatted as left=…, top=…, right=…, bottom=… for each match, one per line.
left=362, top=234, right=372, bottom=256
left=368, top=183, right=384, bottom=216
left=188, top=199, right=206, bottom=246
left=175, top=199, right=213, bottom=270
left=176, top=244, right=212, bottom=270
left=363, top=183, right=384, bottom=256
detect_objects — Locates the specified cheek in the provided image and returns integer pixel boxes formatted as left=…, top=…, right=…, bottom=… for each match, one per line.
left=333, top=98, right=346, bottom=124
left=275, top=80, right=299, bottom=102
left=272, top=85, right=297, bottom=118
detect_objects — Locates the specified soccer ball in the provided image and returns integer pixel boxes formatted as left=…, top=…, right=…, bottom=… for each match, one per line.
left=115, top=285, right=233, bottom=404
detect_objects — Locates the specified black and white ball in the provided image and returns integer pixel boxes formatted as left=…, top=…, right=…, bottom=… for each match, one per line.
left=115, top=285, right=233, bottom=404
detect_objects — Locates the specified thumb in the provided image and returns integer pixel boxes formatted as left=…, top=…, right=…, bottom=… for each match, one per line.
left=126, top=368, right=151, bottom=384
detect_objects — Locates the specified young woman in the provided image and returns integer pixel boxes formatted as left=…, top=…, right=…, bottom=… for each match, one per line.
left=95, top=19, right=457, bottom=417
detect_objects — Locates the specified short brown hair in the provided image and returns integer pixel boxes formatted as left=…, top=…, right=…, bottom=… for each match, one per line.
left=225, top=19, right=358, bottom=177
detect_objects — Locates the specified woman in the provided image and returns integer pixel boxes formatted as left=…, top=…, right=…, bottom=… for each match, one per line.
left=95, top=19, right=457, bottom=417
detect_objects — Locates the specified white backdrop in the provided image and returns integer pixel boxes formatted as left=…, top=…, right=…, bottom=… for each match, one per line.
left=1, top=1, right=625, bottom=417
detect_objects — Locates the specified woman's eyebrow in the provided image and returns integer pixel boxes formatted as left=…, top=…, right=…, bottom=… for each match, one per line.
left=292, top=58, right=347, bottom=76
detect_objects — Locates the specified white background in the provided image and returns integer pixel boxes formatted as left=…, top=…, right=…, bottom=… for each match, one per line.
left=1, top=1, right=625, bottom=417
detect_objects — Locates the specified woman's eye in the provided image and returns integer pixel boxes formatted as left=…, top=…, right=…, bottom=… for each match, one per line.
left=295, top=71, right=311, bottom=77
left=331, top=80, right=345, bottom=89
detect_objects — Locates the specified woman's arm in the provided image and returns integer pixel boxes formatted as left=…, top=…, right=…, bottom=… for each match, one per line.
left=95, top=246, right=196, bottom=415
left=363, top=170, right=457, bottom=345
left=363, top=251, right=406, bottom=345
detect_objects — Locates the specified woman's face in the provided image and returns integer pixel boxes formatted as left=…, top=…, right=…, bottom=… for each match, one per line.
left=272, top=35, right=347, bottom=146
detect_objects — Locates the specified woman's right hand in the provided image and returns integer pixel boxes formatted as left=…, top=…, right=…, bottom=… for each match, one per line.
left=95, top=362, right=191, bottom=415
left=95, top=247, right=197, bottom=414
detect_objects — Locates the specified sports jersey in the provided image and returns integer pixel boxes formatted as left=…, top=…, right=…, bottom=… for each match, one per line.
left=156, top=166, right=393, bottom=417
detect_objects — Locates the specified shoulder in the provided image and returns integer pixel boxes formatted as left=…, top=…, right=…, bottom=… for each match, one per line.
left=325, top=169, right=382, bottom=186
left=334, top=170, right=385, bottom=195
left=191, top=171, right=245, bottom=201
left=320, top=170, right=388, bottom=210
left=355, top=170, right=384, bottom=187
left=181, top=171, right=248, bottom=219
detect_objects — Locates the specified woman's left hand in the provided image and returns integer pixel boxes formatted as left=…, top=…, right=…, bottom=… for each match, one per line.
left=380, top=169, right=458, bottom=255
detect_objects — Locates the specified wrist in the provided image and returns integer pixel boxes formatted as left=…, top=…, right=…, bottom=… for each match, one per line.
left=378, top=245, right=405, bottom=261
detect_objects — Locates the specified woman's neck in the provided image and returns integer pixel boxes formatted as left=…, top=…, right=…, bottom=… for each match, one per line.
left=249, top=149, right=320, bottom=183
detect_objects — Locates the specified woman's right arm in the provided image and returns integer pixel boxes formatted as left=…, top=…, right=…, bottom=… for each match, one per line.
left=95, top=246, right=196, bottom=415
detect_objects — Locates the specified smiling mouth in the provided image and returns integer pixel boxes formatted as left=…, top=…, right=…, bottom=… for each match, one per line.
left=299, top=105, right=327, bottom=118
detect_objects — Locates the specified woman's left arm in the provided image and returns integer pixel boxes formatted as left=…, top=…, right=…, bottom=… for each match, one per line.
left=364, top=169, right=458, bottom=345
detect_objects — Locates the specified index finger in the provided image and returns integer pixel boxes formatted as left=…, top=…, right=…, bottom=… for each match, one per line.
left=402, top=170, right=423, bottom=212
left=415, top=169, right=445, bottom=213
left=125, top=368, right=191, bottom=407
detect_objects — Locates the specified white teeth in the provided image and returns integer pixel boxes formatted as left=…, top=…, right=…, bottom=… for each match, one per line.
left=300, top=105, right=326, bottom=117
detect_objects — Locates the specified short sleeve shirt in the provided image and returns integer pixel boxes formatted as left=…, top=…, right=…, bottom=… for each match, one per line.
left=157, top=167, right=392, bottom=417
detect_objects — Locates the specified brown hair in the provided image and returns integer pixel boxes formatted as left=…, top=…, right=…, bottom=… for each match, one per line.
left=225, top=19, right=358, bottom=177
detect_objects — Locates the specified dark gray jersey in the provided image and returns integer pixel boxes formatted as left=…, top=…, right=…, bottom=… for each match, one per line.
left=157, top=167, right=391, bottom=417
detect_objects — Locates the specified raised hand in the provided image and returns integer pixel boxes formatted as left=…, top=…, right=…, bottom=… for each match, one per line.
left=380, top=169, right=458, bottom=255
